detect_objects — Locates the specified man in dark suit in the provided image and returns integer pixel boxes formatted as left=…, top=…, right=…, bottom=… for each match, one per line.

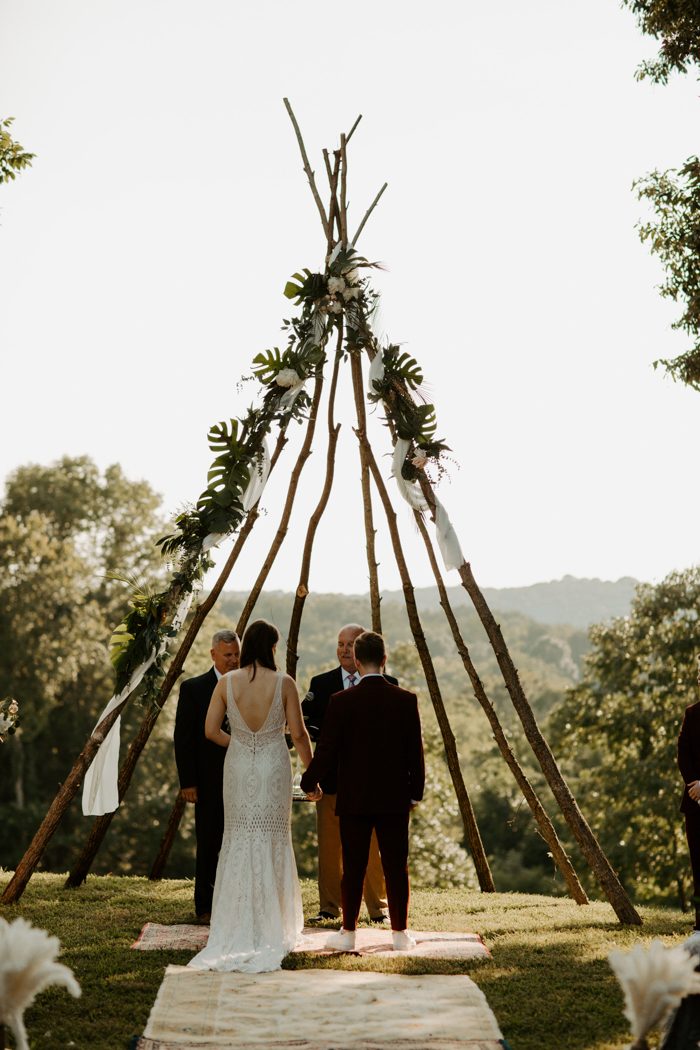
left=174, top=628, right=240, bottom=922
left=301, top=630, right=424, bottom=951
left=302, top=623, right=394, bottom=923
left=678, top=680, right=700, bottom=930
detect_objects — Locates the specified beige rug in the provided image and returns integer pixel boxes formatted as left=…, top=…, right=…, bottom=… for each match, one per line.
left=140, top=966, right=504, bottom=1049
left=132, top=924, right=490, bottom=960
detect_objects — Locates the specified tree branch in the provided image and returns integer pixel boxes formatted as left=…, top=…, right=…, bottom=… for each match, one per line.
left=283, top=97, right=330, bottom=239
left=352, top=182, right=388, bottom=247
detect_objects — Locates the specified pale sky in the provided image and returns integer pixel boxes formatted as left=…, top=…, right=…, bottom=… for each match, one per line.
left=1, top=0, right=698, bottom=596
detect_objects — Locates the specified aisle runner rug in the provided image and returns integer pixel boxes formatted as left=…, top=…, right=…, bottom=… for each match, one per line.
left=136, top=966, right=504, bottom=1049
left=132, top=925, right=490, bottom=960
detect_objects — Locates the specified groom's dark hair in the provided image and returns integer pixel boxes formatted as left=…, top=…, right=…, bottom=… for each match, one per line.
left=240, top=619, right=279, bottom=680
left=353, top=631, right=386, bottom=667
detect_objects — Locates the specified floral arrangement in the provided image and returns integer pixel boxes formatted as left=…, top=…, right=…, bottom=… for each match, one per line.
left=0, top=697, right=19, bottom=742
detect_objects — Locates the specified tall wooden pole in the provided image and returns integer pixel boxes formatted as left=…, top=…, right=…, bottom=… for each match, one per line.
left=451, top=549, right=641, bottom=924
left=286, top=336, right=342, bottom=677
left=350, top=352, right=383, bottom=633
left=149, top=792, right=187, bottom=881
left=236, top=368, right=325, bottom=637
left=412, top=510, right=588, bottom=905
left=348, top=352, right=495, bottom=892
left=359, top=334, right=641, bottom=924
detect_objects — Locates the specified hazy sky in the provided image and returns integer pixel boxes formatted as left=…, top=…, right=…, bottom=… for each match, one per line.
left=1, top=0, right=698, bottom=597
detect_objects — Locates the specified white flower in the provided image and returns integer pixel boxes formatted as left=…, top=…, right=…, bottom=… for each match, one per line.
left=327, top=275, right=346, bottom=294
left=341, top=285, right=361, bottom=301
left=328, top=300, right=343, bottom=314
left=411, top=452, right=429, bottom=470
left=275, top=368, right=303, bottom=389
left=0, top=917, right=81, bottom=1050
left=608, top=939, right=700, bottom=1041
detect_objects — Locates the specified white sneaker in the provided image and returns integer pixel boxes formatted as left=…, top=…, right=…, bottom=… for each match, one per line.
left=326, top=928, right=357, bottom=951
left=391, top=930, right=416, bottom=951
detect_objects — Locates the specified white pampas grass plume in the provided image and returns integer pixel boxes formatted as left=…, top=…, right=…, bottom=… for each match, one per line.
left=0, top=917, right=81, bottom=1050
left=608, top=938, right=700, bottom=1044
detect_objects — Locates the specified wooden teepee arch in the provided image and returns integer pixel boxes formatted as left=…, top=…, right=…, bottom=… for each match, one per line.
left=2, top=103, right=640, bottom=926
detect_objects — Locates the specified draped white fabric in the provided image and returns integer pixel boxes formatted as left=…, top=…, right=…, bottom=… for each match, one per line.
left=202, top=437, right=272, bottom=552
left=373, top=379, right=467, bottom=575
left=81, top=592, right=194, bottom=816
left=390, top=438, right=428, bottom=511
left=434, top=497, right=465, bottom=571
left=368, top=350, right=385, bottom=392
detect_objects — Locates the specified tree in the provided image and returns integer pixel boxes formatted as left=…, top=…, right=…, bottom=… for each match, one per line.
left=550, top=568, right=700, bottom=906
left=622, top=1, right=700, bottom=83
left=636, top=158, right=700, bottom=389
left=622, top=3, right=700, bottom=389
left=0, top=457, right=167, bottom=872
left=0, top=118, right=34, bottom=185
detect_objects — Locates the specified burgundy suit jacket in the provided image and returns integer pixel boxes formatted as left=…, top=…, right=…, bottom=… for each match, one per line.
left=678, top=701, right=700, bottom=814
left=300, top=675, right=424, bottom=815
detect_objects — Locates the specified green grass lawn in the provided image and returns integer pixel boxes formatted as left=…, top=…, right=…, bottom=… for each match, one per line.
left=0, top=872, right=692, bottom=1050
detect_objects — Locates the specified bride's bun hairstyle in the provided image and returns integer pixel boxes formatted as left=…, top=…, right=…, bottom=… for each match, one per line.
left=240, top=619, right=280, bottom=679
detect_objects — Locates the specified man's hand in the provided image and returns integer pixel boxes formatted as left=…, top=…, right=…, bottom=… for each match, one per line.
left=181, top=787, right=198, bottom=803
left=688, top=781, right=700, bottom=802
left=306, top=785, right=323, bottom=802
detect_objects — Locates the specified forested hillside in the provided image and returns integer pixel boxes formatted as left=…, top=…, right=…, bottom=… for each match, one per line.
left=3, top=456, right=692, bottom=908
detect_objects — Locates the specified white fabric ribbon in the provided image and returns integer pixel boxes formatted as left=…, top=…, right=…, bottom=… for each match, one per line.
left=390, top=438, right=465, bottom=573
left=278, top=381, right=307, bottom=410
left=434, top=496, right=465, bottom=571
left=368, top=350, right=385, bottom=393
left=391, top=437, right=428, bottom=511
left=202, top=437, right=272, bottom=550
left=242, top=437, right=271, bottom=511
left=81, top=591, right=194, bottom=816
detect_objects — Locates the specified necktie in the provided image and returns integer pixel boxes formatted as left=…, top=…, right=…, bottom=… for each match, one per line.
left=346, top=673, right=356, bottom=688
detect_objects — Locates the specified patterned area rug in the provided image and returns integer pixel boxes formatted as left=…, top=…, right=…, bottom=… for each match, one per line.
left=132, top=924, right=490, bottom=960
left=135, top=966, right=504, bottom=1048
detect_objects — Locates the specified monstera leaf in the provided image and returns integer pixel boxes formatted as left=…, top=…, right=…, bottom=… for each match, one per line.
left=384, top=347, right=424, bottom=390
left=109, top=621, right=135, bottom=672
left=283, top=270, right=326, bottom=303
left=252, top=348, right=284, bottom=384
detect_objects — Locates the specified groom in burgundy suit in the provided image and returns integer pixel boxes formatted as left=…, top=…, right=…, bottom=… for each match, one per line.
left=301, top=630, right=424, bottom=950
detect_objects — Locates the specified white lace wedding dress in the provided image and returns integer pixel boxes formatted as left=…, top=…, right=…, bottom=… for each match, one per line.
left=188, top=671, right=304, bottom=972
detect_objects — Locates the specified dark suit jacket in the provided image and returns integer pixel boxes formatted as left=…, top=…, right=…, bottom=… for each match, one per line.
left=302, top=666, right=398, bottom=792
left=302, top=666, right=398, bottom=741
left=300, top=675, right=425, bottom=815
left=174, top=667, right=226, bottom=802
left=678, top=701, right=700, bottom=814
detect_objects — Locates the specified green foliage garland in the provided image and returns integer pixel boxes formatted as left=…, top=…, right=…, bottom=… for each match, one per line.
left=108, top=243, right=456, bottom=700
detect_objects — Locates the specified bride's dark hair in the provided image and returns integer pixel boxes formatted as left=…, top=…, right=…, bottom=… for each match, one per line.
left=239, top=619, right=279, bottom=679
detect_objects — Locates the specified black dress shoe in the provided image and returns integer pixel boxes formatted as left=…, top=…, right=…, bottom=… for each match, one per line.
left=369, top=914, right=389, bottom=924
left=307, top=911, right=337, bottom=922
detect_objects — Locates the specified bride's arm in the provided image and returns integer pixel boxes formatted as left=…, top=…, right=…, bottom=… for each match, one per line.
left=204, top=679, right=231, bottom=748
left=283, top=676, right=313, bottom=768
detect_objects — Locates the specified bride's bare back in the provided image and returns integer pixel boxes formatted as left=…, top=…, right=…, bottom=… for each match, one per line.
left=229, top=665, right=281, bottom=732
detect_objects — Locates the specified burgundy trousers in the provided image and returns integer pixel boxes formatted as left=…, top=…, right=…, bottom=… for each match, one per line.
left=339, top=812, right=410, bottom=932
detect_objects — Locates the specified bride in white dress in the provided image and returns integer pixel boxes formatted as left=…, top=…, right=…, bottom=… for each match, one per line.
left=188, top=619, right=320, bottom=973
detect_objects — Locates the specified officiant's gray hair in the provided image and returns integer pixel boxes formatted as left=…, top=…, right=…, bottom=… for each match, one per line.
left=338, top=623, right=365, bottom=636
left=211, top=629, right=240, bottom=646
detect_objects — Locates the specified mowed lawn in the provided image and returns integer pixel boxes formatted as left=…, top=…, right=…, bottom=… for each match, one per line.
left=0, top=873, right=691, bottom=1050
